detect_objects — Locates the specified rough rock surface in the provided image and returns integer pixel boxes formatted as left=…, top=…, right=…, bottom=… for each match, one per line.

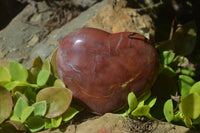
left=38, top=113, right=198, bottom=133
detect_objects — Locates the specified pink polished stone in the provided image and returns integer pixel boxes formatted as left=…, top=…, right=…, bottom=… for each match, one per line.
left=56, top=27, right=159, bottom=114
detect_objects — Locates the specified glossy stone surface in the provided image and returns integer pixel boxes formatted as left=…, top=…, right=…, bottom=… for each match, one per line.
left=56, top=28, right=159, bottom=114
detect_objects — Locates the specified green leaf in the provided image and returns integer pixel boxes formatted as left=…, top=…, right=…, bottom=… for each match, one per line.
left=127, top=92, right=137, bottom=114
left=174, top=111, right=183, bottom=122
left=163, top=99, right=174, bottom=122
left=173, top=21, right=197, bottom=56
left=9, top=61, right=28, bottom=81
left=12, top=86, right=30, bottom=104
left=183, top=116, right=193, bottom=128
left=131, top=105, right=150, bottom=116
left=37, top=70, right=50, bottom=86
left=162, top=51, right=175, bottom=65
left=10, top=115, right=21, bottom=122
left=26, top=116, right=45, bottom=132
left=190, top=81, right=200, bottom=96
left=50, top=48, right=59, bottom=78
left=179, top=93, right=200, bottom=119
left=137, top=100, right=145, bottom=107
left=42, top=59, right=51, bottom=72
left=32, top=101, right=47, bottom=116
left=36, top=87, right=73, bottom=118
left=28, top=57, right=43, bottom=84
left=4, top=81, right=21, bottom=91
left=51, top=116, right=62, bottom=128
left=0, top=65, right=11, bottom=81
left=14, top=91, right=29, bottom=103
left=21, top=106, right=35, bottom=123
left=32, top=56, right=43, bottom=68
left=62, top=107, right=80, bottom=122
left=179, top=75, right=195, bottom=97
left=0, top=81, right=9, bottom=87
left=13, top=97, right=28, bottom=118
left=181, top=68, right=195, bottom=77
left=0, top=85, right=13, bottom=124
left=44, top=118, right=53, bottom=129
left=54, top=79, right=66, bottom=87
left=146, top=96, right=157, bottom=108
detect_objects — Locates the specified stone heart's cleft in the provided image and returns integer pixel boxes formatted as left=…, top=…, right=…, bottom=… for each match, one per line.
left=56, top=27, right=159, bottom=114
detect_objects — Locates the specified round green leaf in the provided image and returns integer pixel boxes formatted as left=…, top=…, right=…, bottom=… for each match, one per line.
left=36, top=87, right=73, bottom=118
left=37, top=70, right=50, bottom=87
left=42, top=59, right=51, bottom=72
left=26, top=116, right=45, bottom=132
left=179, top=75, right=195, bottom=97
left=0, top=85, right=13, bottom=124
left=32, top=101, right=47, bottom=116
left=127, top=92, right=137, bottom=114
left=9, top=61, right=28, bottom=81
left=162, top=51, right=175, bottom=65
left=190, top=81, right=200, bottom=96
left=32, top=56, right=43, bottom=68
left=179, top=93, right=200, bottom=119
left=51, top=116, right=62, bottom=128
left=0, top=66, right=11, bottom=81
left=21, top=106, right=35, bottom=123
left=13, top=97, right=28, bottom=119
left=163, top=99, right=174, bottom=122
left=54, top=79, right=66, bottom=87
left=62, top=107, right=80, bottom=122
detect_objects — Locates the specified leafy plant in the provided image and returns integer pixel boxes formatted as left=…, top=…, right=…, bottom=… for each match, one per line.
left=0, top=51, right=83, bottom=132
left=120, top=21, right=200, bottom=129
left=0, top=20, right=199, bottom=132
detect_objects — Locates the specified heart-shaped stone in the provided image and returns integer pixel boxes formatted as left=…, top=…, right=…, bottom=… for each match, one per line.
left=56, top=28, right=159, bottom=114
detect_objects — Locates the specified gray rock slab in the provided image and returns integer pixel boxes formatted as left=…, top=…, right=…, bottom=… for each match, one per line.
left=72, top=0, right=102, bottom=8
left=0, top=1, right=52, bottom=64
left=0, top=0, right=110, bottom=67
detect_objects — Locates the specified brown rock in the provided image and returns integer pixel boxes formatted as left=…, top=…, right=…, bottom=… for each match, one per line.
left=86, top=0, right=155, bottom=39
left=56, top=28, right=159, bottom=114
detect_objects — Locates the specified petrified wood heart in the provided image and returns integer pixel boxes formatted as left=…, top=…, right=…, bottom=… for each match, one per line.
left=56, top=27, right=159, bottom=114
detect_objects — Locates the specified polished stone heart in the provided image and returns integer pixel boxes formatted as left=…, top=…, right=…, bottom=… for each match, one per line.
left=56, top=28, right=159, bottom=114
